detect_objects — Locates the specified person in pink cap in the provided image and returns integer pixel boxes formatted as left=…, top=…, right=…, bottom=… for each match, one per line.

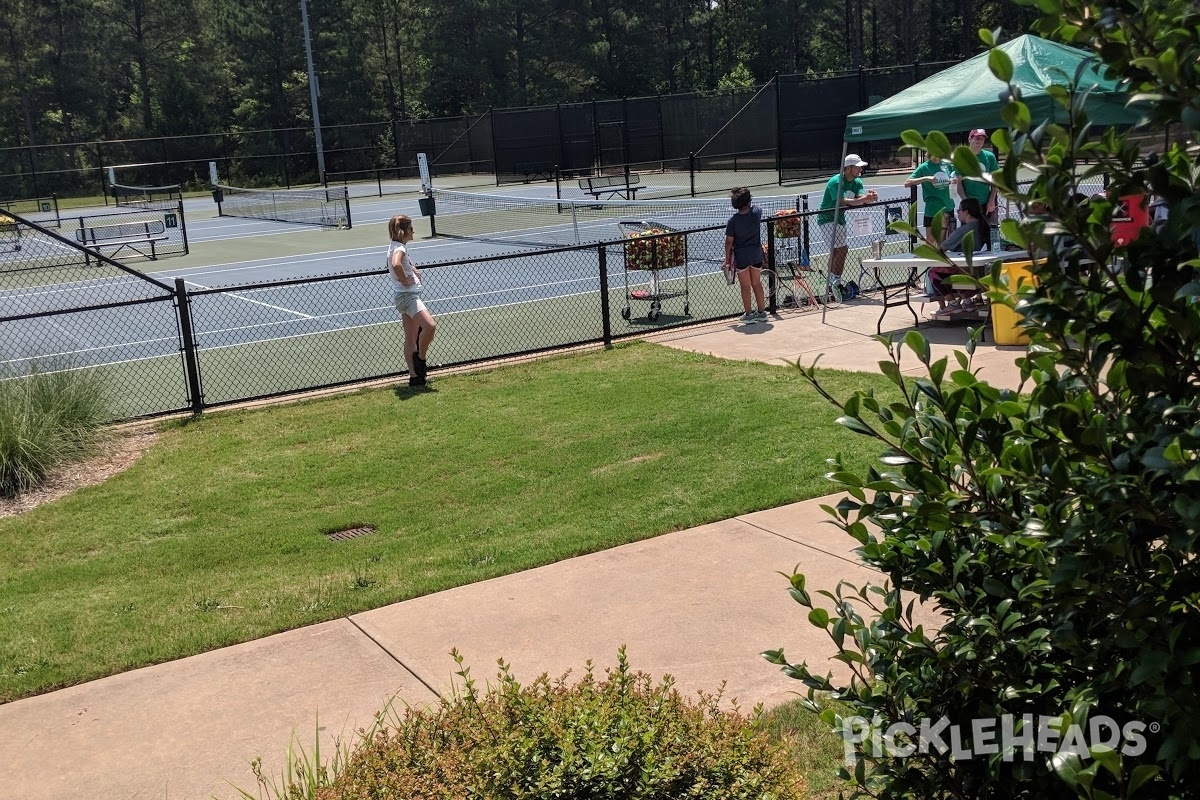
left=958, top=129, right=999, bottom=223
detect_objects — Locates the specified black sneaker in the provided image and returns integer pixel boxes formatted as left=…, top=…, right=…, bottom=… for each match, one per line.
left=409, top=375, right=426, bottom=387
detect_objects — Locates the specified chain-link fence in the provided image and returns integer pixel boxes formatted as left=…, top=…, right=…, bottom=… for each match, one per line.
left=4, top=194, right=927, bottom=422
left=2, top=62, right=958, bottom=203
left=0, top=212, right=194, bottom=420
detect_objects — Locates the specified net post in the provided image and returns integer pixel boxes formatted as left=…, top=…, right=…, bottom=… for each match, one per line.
left=554, top=165, right=562, bottom=202
left=178, top=199, right=190, bottom=256
left=173, top=277, right=205, bottom=415
left=570, top=203, right=580, bottom=244
left=343, top=190, right=353, bottom=229
left=689, top=152, right=696, bottom=197
left=598, top=244, right=612, bottom=347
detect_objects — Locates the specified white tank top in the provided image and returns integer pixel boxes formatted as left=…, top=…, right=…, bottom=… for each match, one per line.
left=387, top=241, right=421, bottom=293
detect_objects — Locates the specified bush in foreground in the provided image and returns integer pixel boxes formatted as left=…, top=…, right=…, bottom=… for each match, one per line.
left=304, top=649, right=804, bottom=800
left=767, top=6, right=1200, bottom=799
left=0, top=368, right=111, bottom=497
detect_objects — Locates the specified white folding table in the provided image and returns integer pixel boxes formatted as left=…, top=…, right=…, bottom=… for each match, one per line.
left=859, top=250, right=1032, bottom=335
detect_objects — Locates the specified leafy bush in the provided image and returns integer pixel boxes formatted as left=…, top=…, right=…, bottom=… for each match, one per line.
left=0, top=368, right=111, bottom=496
left=312, top=648, right=804, bottom=800
left=765, top=4, right=1200, bottom=799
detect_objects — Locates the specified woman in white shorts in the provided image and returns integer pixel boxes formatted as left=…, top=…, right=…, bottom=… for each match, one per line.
left=387, top=214, right=437, bottom=387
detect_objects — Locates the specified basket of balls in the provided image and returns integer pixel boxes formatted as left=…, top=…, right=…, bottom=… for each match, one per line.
left=620, top=220, right=686, bottom=271
left=770, top=209, right=801, bottom=239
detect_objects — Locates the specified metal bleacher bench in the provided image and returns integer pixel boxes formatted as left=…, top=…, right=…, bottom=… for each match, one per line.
left=578, top=174, right=641, bottom=200
left=513, top=161, right=555, bottom=182
left=74, top=219, right=169, bottom=260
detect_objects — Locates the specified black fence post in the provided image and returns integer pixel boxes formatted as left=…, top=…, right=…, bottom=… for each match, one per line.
left=766, top=222, right=777, bottom=313
left=391, top=118, right=402, bottom=174
left=801, top=195, right=811, bottom=268
left=490, top=107, right=500, bottom=185
left=774, top=73, right=783, bottom=185
left=281, top=128, right=292, bottom=188
left=28, top=146, right=40, bottom=198
left=96, top=143, right=108, bottom=204
left=598, top=244, right=612, bottom=347
left=174, top=277, right=204, bottom=415
left=689, top=152, right=696, bottom=197
left=556, top=103, right=565, bottom=174
left=909, top=185, right=918, bottom=251
left=656, top=93, right=665, bottom=171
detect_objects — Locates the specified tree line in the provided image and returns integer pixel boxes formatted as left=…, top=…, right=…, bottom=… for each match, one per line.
left=0, top=0, right=1037, bottom=149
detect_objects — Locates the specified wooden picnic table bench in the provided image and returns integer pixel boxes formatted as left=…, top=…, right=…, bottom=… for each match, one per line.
left=74, top=219, right=169, bottom=260
left=578, top=173, right=641, bottom=200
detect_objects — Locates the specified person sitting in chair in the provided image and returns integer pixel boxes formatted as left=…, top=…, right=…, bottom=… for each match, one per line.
left=929, top=197, right=991, bottom=311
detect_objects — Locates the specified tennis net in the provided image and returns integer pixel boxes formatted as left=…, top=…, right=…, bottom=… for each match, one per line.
left=215, top=185, right=353, bottom=229
left=429, top=188, right=802, bottom=248
left=111, top=183, right=182, bottom=207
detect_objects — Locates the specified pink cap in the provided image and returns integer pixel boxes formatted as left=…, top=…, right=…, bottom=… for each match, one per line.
left=969, top=129, right=988, bottom=139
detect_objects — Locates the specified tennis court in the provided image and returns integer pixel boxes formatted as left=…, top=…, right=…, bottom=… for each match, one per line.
left=2, top=176, right=919, bottom=420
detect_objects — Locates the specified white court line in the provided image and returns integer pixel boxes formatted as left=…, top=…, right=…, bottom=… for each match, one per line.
left=0, top=332, right=179, bottom=365
left=190, top=274, right=595, bottom=339
left=184, top=279, right=313, bottom=319
left=195, top=284, right=602, bottom=356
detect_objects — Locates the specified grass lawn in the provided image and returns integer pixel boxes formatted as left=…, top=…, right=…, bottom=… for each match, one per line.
left=0, top=342, right=896, bottom=703
left=761, top=697, right=851, bottom=800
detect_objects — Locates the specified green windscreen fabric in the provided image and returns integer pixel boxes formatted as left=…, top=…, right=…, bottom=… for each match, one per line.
left=844, top=34, right=1146, bottom=141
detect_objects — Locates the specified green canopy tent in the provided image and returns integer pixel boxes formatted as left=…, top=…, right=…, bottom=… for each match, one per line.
left=844, top=34, right=1145, bottom=142
left=818, top=34, right=1147, bottom=274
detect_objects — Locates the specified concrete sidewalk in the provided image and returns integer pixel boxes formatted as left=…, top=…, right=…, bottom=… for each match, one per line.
left=0, top=300, right=1023, bottom=800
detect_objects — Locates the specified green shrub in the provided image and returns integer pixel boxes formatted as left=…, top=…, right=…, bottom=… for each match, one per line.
left=765, top=6, right=1200, bottom=799
left=0, top=368, right=111, bottom=496
left=313, top=649, right=804, bottom=800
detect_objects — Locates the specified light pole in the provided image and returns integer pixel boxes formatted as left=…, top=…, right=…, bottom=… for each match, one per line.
left=300, top=0, right=326, bottom=184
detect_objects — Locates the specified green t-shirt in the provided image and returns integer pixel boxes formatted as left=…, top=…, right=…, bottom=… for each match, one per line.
left=817, top=173, right=866, bottom=225
left=958, top=148, right=999, bottom=205
left=910, top=159, right=954, bottom=217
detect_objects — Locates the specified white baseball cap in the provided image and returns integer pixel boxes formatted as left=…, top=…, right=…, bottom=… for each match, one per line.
left=844, top=154, right=868, bottom=168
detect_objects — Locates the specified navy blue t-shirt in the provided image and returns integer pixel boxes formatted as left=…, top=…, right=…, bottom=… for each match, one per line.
left=725, top=205, right=763, bottom=268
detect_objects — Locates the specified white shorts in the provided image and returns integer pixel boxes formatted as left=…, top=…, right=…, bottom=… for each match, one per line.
left=393, top=291, right=427, bottom=317
left=819, top=221, right=848, bottom=249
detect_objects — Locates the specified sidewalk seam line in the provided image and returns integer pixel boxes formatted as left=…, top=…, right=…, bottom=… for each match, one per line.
left=735, top=516, right=868, bottom=569
left=345, top=616, right=444, bottom=699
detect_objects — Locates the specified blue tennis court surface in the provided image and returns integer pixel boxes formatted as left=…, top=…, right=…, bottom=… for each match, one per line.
left=3, top=181, right=914, bottom=380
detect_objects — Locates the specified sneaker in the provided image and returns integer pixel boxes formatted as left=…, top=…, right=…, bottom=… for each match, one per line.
left=753, top=310, right=769, bottom=321
left=738, top=311, right=757, bottom=324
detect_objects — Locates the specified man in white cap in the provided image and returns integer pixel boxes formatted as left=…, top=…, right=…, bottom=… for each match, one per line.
left=817, top=154, right=878, bottom=285
left=958, top=129, right=999, bottom=223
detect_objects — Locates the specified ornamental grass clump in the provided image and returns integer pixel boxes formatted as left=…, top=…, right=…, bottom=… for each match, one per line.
left=0, top=368, right=111, bottom=496
left=316, top=648, right=804, bottom=800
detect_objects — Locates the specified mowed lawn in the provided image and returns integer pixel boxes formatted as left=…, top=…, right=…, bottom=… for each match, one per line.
left=0, top=342, right=895, bottom=703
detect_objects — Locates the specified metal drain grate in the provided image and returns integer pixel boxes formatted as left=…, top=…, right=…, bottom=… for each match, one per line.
left=324, top=525, right=376, bottom=542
